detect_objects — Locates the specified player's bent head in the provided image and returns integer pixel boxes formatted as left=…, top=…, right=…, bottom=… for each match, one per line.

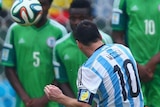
left=75, top=20, right=101, bottom=45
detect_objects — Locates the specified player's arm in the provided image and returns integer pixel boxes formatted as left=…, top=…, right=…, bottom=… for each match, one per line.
left=112, top=30, right=125, bottom=45
left=5, top=67, right=49, bottom=106
left=138, top=52, right=160, bottom=82
left=53, top=45, right=75, bottom=98
left=53, top=61, right=75, bottom=98
left=44, top=85, right=91, bottom=107
left=5, top=66, right=32, bottom=106
left=111, top=0, right=127, bottom=45
left=58, top=82, right=75, bottom=98
left=148, top=52, right=160, bottom=65
left=1, top=29, right=32, bottom=106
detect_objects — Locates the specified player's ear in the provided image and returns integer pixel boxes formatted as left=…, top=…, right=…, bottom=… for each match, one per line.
left=100, top=34, right=102, bottom=40
left=76, top=40, right=82, bottom=50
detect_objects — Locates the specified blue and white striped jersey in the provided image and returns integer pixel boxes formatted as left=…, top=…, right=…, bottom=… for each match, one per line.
left=77, top=44, right=144, bottom=107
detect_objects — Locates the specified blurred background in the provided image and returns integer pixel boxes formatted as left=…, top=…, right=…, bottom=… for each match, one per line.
left=0, top=0, right=113, bottom=106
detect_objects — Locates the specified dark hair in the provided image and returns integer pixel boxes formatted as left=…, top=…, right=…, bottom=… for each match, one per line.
left=49, top=0, right=53, bottom=4
left=75, top=20, right=101, bottom=45
left=69, top=0, right=92, bottom=16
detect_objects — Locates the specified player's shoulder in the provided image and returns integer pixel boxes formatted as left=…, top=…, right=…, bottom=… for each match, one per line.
left=49, top=19, right=64, bottom=27
left=109, top=43, right=131, bottom=53
left=55, top=33, right=72, bottom=47
left=9, top=22, right=21, bottom=29
left=7, top=22, right=26, bottom=32
left=49, top=19, right=67, bottom=35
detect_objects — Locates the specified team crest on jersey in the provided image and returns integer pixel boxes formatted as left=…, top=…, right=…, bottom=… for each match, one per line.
left=47, top=37, right=56, bottom=48
left=1, top=48, right=9, bottom=61
left=78, top=89, right=91, bottom=103
left=112, top=12, right=120, bottom=25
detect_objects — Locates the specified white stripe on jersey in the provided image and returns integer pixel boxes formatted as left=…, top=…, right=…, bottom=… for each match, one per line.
left=92, top=59, right=116, bottom=107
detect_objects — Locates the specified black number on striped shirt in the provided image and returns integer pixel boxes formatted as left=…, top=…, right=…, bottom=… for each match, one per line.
left=114, top=59, right=140, bottom=101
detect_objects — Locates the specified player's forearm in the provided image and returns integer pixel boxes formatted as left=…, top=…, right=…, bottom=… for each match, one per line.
left=57, top=94, right=90, bottom=107
left=153, top=53, right=160, bottom=64
left=40, top=94, right=49, bottom=104
left=45, top=85, right=90, bottom=107
left=5, top=67, right=30, bottom=102
left=111, top=30, right=125, bottom=45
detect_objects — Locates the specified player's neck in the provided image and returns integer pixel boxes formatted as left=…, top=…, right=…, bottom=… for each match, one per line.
left=84, top=41, right=104, bottom=57
left=34, top=17, right=47, bottom=28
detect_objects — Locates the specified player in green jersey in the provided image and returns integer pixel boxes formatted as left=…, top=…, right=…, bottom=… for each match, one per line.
left=111, top=0, right=160, bottom=107
left=53, top=0, right=113, bottom=99
left=0, top=0, right=67, bottom=107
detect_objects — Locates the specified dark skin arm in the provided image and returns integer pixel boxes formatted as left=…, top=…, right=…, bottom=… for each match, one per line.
left=5, top=66, right=49, bottom=107
left=58, top=83, right=75, bottom=98
left=138, top=53, right=160, bottom=82
left=112, top=30, right=125, bottom=45
left=29, top=95, right=49, bottom=107
left=5, top=66, right=32, bottom=106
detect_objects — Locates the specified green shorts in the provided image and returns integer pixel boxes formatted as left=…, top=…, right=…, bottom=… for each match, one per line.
left=141, top=68, right=160, bottom=107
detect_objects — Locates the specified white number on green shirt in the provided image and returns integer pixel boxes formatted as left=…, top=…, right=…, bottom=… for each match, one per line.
left=144, top=19, right=155, bottom=35
left=33, top=52, right=40, bottom=67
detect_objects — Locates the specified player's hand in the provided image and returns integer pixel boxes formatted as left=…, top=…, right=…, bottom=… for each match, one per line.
left=138, top=63, right=154, bottom=82
left=44, top=84, right=63, bottom=101
left=137, top=53, right=160, bottom=82
left=137, top=64, right=153, bottom=82
left=28, top=97, right=48, bottom=107
left=23, top=96, right=32, bottom=107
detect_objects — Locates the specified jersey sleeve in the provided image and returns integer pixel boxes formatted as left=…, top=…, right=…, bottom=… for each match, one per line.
left=111, top=0, right=127, bottom=31
left=50, top=19, right=67, bottom=36
left=77, top=67, right=102, bottom=105
left=1, top=24, right=16, bottom=67
left=53, top=44, right=68, bottom=83
left=78, top=67, right=102, bottom=94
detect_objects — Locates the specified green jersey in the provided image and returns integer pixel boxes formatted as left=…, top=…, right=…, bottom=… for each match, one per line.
left=112, top=0, right=160, bottom=65
left=53, top=31, right=112, bottom=96
left=112, top=0, right=160, bottom=106
left=1, top=19, right=67, bottom=107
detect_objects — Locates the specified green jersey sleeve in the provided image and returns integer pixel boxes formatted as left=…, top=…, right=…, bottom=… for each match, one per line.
left=111, top=0, right=127, bottom=30
left=1, top=24, right=16, bottom=67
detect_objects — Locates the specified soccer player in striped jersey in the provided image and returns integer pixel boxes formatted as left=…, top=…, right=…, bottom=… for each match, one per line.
left=1, top=0, right=67, bottom=107
left=44, top=20, right=144, bottom=107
